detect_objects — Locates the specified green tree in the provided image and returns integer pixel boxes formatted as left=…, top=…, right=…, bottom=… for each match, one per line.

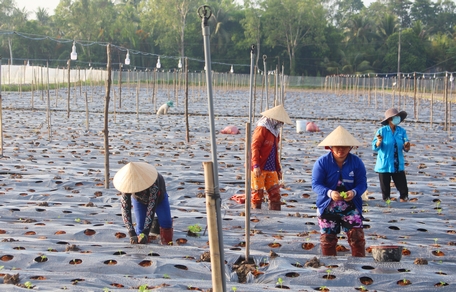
left=261, top=0, right=327, bottom=75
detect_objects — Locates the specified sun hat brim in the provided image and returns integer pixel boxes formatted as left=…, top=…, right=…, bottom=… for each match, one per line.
left=381, top=108, right=407, bottom=125
left=113, top=162, right=158, bottom=193
left=260, top=104, right=292, bottom=124
left=318, top=125, right=362, bottom=147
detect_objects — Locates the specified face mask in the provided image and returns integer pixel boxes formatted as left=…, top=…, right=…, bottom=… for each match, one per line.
left=392, top=116, right=401, bottom=125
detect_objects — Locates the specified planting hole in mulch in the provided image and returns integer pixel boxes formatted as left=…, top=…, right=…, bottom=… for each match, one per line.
left=397, top=279, right=411, bottom=286
left=402, top=249, right=411, bottom=256
left=336, top=245, right=349, bottom=252
left=104, top=260, right=117, bottom=265
left=292, top=262, right=303, bottom=268
left=34, top=256, right=48, bottom=263
left=84, top=229, right=96, bottom=236
left=139, top=260, right=152, bottom=267
left=111, top=283, right=124, bottom=288
left=69, top=259, right=82, bottom=265
left=187, top=286, right=203, bottom=291
left=55, top=230, right=66, bottom=235
left=13, top=247, right=25, bottom=250
left=30, top=276, right=46, bottom=280
left=0, top=229, right=6, bottom=234
left=432, top=250, right=445, bottom=256
left=398, top=268, right=410, bottom=273
left=314, top=287, right=330, bottom=291
left=1, top=255, right=14, bottom=261
left=434, top=282, right=449, bottom=287
left=175, top=264, right=188, bottom=270
left=436, top=271, right=447, bottom=275
left=302, top=242, right=315, bottom=250
left=71, top=278, right=85, bottom=284
left=232, top=256, right=261, bottom=283
left=359, top=276, right=373, bottom=285
left=389, top=226, right=400, bottom=230
left=268, top=242, right=282, bottom=248
left=285, top=272, right=299, bottom=278
left=148, top=252, right=160, bottom=256
left=417, top=228, right=427, bottom=232
left=56, top=241, right=69, bottom=245
left=362, top=266, right=375, bottom=270
left=322, top=274, right=336, bottom=280
left=115, top=232, right=126, bottom=239
left=275, top=284, right=290, bottom=289
left=113, top=251, right=126, bottom=255
left=230, top=247, right=242, bottom=251
left=326, top=265, right=338, bottom=269
left=24, top=231, right=36, bottom=235
left=176, top=238, right=188, bottom=245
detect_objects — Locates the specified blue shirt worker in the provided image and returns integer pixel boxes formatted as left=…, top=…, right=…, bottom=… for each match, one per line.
left=372, top=108, right=411, bottom=202
left=312, top=126, right=367, bottom=257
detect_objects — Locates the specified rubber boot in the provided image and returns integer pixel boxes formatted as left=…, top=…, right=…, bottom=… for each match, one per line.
left=267, top=184, right=281, bottom=211
left=160, top=227, right=173, bottom=245
left=320, top=234, right=338, bottom=256
left=251, top=190, right=264, bottom=209
left=347, top=228, right=366, bottom=257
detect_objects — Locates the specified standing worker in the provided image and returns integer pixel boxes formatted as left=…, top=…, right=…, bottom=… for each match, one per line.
left=251, top=104, right=292, bottom=210
left=372, top=108, right=411, bottom=202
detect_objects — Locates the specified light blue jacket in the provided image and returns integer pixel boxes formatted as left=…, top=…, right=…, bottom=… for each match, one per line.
left=372, top=125, right=409, bottom=173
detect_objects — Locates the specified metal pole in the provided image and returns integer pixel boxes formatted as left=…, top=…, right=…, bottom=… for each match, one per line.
left=198, top=6, right=226, bottom=292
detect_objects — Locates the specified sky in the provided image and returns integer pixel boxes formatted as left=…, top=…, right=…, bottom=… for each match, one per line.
left=16, top=0, right=376, bottom=18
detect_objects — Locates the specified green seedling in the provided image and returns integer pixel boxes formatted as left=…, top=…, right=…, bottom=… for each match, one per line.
left=103, top=288, right=110, bottom=292
left=340, top=191, right=347, bottom=199
left=163, top=274, right=170, bottom=279
left=24, top=281, right=33, bottom=289
left=138, top=284, right=149, bottom=292
left=276, top=277, right=283, bottom=288
left=231, top=287, right=237, bottom=292
left=403, top=278, right=408, bottom=284
left=41, top=255, right=47, bottom=260
left=0, top=266, right=4, bottom=270
left=75, top=218, right=81, bottom=223
left=188, top=224, right=202, bottom=234
left=359, top=285, right=367, bottom=291
left=326, top=269, right=332, bottom=277
left=319, top=286, right=327, bottom=291
left=385, top=199, right=391, bottom=207
left=434, top=238, right=439, bottom=245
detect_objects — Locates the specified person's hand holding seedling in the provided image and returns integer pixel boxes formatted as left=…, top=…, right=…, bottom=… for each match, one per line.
left=376, top=134, right=382, bottom=147
left=138, top=233, right=148, bottom=244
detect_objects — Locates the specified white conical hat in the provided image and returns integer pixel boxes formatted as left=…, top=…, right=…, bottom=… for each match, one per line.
left=113, top=162, right=158, bottom=193
left=260, top=104, right=292, bottom=124
left=318, top=125, right=362, bottom=147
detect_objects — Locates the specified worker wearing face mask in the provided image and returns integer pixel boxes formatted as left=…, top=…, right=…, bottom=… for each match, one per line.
left=372, top=108, right=411, bottom=202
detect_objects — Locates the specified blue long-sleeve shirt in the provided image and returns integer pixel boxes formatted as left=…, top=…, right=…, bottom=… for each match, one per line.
left=372, top=125, right=409, bottom=173
left=312, top=152, right=367, bottom=216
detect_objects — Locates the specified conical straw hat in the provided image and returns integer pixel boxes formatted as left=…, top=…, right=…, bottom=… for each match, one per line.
left=113, top=162, right=158, bottom=193
left=260, top=104, right=292, bottom=124
left=318, top=125, right=361, bottom=147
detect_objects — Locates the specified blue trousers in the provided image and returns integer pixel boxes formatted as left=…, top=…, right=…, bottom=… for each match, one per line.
left=131, top=193, right=172, bottom=234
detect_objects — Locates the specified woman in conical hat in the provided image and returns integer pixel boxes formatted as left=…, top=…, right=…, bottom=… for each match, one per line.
left=312, top=126, right=367, bottom=257
left=113, top=162, right=173, bottom=245
left=251, top=104, right=292, bottom=211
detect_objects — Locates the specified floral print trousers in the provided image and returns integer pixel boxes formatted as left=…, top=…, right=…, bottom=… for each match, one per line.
left=318, top=200, right=363, bottom=234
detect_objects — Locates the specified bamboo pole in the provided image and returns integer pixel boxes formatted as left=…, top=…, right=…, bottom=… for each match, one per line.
left=203, top=161, right=224, bottom=292
left=0, top=57, right=3, bottom=157
left=67, top=59, right=71, bottom=118
left=85, top=92, right=89, bottom=131
left=104, top=44, right=112, bottom=189
left=244, top=122, right=252, bottom=260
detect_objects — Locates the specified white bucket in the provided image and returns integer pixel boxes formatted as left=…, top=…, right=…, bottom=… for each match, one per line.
left=296, top=120, right=307, bottom=133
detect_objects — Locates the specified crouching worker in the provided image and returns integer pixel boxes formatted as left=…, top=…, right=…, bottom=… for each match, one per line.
left=312, top=126, right=367, bottom=257
left=156, top=100, right=174, bottom=116
left=113, top=162, right=173, bottom=245
left=251, top=104, right=292, bottom=210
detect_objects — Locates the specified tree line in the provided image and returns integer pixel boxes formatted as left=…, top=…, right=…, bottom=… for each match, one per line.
left=0, top=0, right=455, bottom=76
